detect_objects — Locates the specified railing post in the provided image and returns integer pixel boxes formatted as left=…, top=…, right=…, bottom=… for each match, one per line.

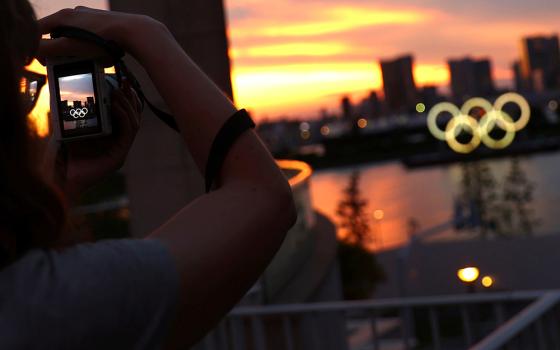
left=369, top=310, right=380, bottom=350
left=429, top=307, right=441, bottom=350
left=461, top=304, right=473, bottom=346
left=250, top=315, right=267, bottom=350
left=229, top=316, right=246, bottom=350
left=400, top=307, right=414, bottom=350
left=282, top=316, right=295, bottom=350
left=310, top=312, right=321, bottom=350
left=545, top=311, right=560, bottom=348
left=216, top=321, right=229, bottom=350
left=535, top=318, right=546, bottom=350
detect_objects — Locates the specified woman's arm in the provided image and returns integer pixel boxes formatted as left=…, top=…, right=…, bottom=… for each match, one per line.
left=39, top=8, right=297, bottom=348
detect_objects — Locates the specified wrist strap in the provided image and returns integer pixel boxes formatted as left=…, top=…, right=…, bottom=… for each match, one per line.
left=205, top=109, right=255, bottom=193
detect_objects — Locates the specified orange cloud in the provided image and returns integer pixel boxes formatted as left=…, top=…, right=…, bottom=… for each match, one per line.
left=231, top=6, right=431, bottom=38
left=231, top=42, right=351, bottom=59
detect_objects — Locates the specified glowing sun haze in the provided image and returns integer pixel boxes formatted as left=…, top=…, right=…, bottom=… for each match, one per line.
left=32, top=0, right=560, bottom=121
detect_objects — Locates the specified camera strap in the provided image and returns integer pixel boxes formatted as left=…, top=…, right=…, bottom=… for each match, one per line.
left=49, top=26, right=256, bottom=193
left=50, top=26, right=180, bottom=132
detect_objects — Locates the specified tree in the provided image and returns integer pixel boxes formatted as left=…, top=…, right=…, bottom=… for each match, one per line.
left=500, top=158, right=539, bottom=236
left=336, top=171, right=385, bottom=299
left=336, top=171, right=372, bottom=246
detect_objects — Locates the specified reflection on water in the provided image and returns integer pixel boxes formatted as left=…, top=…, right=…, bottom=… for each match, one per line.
left=455, top=159, right=539, bottom=238
left=336, top=171, right=373, bottom=247
left=310, top=152, right=560, bottom=251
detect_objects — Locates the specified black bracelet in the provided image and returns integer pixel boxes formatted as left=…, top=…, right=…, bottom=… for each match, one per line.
left=204, top=109, right=256, bottom=193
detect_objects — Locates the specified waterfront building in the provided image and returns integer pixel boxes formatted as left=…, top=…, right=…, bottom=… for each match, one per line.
left=380, top=54, right=417, bottom=114
left=519, top=35, right=560, bottom=92
left=340, top=95, right=354, bottom=120
left=448, top=57, right=495, bottom=101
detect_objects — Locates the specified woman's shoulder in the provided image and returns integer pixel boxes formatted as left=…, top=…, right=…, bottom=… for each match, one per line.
left=0, top=238, right=179, bottom=350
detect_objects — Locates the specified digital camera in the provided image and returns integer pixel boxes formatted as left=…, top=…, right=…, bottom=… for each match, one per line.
left=47, top=58, right=117, bottom=142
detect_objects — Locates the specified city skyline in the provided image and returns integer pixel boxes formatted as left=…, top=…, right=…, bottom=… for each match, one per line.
left=33, top=0, right=560, bottom=120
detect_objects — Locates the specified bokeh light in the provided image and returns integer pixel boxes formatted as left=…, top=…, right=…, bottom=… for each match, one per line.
left=357, top=118, right=368, bottom=129
left=481, top=276, right=494, bottom=288
left=457, top=267, right=480, bottom=283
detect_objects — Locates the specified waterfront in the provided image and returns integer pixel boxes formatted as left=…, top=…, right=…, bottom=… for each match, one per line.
left=310, top=151, right=560, bottom=251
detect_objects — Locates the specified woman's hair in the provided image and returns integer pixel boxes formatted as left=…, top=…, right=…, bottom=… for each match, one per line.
left=0, top=0, right=67, bottom=267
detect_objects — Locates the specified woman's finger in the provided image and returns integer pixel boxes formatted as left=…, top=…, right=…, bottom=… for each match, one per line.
left=37, top=8, right=78, bottom=35
left=36, top=38, right=111, bottom=64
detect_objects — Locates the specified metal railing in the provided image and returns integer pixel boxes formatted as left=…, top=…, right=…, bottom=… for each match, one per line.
left=195, top=290, right=560, bottom=350
left=472, top=291, right=560, bottom=350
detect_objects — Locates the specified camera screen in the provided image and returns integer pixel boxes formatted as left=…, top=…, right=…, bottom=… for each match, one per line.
left=54, top=62, right=102, bottom=138
left=28, top=80, right=38, bottom=101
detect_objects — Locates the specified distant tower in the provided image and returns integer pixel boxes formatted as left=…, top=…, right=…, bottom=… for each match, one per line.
left=367, top=91, right=381, bottom=119
left=109, top=0, right=234, bottom=236
left=448, top=57, right=495, bottom=101
left=380, top=54, right=417, bottom=113
left=513, top=60, right=531, bottom=93
left=519, top=35, right=560, bottom=92
left=418, top=85, right=439, bottom=109
left=340, top=95, right=353, bottom=120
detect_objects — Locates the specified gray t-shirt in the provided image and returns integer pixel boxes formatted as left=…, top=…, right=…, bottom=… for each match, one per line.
left=0, top=239, right=179, bottom=349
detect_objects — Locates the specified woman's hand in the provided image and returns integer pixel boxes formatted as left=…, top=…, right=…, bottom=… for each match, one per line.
left=37, top=7, right=171, bottom=64
left=53, top=83, right=141, bottom=202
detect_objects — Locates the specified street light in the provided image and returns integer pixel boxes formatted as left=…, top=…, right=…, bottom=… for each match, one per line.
left=457, top=266, right=479, bottom=293
left=457, top=267, right=479, bottom=283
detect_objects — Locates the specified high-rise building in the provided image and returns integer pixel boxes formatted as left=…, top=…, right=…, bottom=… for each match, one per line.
left=418, top=85, right=440, bottom=110
left=380, top=55, right=417, bottom=113
left=86, top=97, right=95, bottom=112
left=519, top=35, right=560, bottom=92
left=340, top=96, right=353, bottom=120
left=448, top=57, right=495, bottom=100
left=367, top=91, right=381, bottom=119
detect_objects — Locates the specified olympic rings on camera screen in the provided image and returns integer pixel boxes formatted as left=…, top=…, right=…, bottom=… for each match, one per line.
left=426, top=92, right=530, bottom=154
left=70, top=108, right=89, bottom=119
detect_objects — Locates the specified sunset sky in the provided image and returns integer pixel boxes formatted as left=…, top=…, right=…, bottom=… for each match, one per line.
left=59, top=73, right=95, bottom=104
left=32, top=0, right=560, bottom=120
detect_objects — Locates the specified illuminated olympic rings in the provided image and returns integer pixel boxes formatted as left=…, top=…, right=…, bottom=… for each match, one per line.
left=427, top=92, right=530, bottom=154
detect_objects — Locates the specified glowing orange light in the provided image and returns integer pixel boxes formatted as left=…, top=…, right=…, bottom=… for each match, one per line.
left=481, top=276, right=494, bottom=288
left=357, top=118, right=368, bottom=129
left=25, top=59, right=49, bottom=137
left=276, top=159, right=313, bottom=187
left=373, top=209, right=384, bottom=220
left=457, top=267, right=480, bottom=283
left=320, top=125, right=330, bottom=136
left=300, top=130, right=311, bottom=140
